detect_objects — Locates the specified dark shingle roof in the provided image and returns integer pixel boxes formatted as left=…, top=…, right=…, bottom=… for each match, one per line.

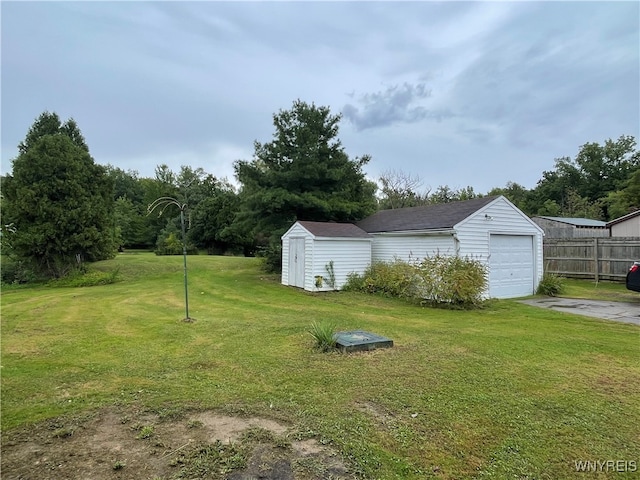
left=298, top=221, right=372, bottom=238
left=357, top=196, right=498, bottom=233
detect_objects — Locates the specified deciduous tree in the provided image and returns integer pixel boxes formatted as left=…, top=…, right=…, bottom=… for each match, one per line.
left=528, top=135, right=639, bottom=219
left=378, top=169, right=429, bottom=209
left=188, top=183, right=249, bottom=255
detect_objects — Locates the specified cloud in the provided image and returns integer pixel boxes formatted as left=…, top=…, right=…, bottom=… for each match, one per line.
left=444, top=1, right=639, bottom=151
left=2, top=1, right=637, bottom=195
left=342, top=82, right=454, bottom=131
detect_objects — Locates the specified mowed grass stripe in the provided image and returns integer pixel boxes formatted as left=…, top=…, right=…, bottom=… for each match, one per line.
left=2, top=253, right=639, bottom=479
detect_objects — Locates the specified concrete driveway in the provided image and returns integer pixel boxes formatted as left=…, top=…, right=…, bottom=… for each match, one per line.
left=519, top=298, right=640, bottom=326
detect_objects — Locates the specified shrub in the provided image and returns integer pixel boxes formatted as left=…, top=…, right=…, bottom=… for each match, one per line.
left=343, top=260, right=417, bottom=298
left=344, top=255, right=488, bottom=308
left=342, top=271, right=366, bottom=292
left=536, top=273, right=565, bottom=296
left=309, top=322, right=337, bottom=352
left=155, top=232, right=198, bottom=256
left=51, top=267, right=121, bottom=287
left=256, top=242, right=282, bottom=273
left=414, top=254, right=488, bottom=307
left=0, top=258, right=41, bottom=284
left=155, top=222, right=198, bottom=256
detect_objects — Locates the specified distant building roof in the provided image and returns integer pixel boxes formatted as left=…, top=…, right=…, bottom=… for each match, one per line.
left=534, top=216, right=607, bottom=228
left=606, top=210, right=640, bottom=228
left=297, top=221, right=372, bottom=238
left=357, top=196, right=498, bottom=233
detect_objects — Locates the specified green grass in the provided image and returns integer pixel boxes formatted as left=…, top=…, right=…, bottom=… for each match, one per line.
left=559, top=278, right=640, bottom=303
left=2, top=253, right=639, bottom=479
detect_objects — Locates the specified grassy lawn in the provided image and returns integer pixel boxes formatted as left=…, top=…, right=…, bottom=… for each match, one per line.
left=2, top=253, right=639, bottom=479
left=560, top=278, right=640, bottom=303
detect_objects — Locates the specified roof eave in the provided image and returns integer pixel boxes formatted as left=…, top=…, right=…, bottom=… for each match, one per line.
left=606, top=209, right=640, bottom=227
left=314, top=236, right=373, bottom=241
left=369, top=228, right=456, bottom=236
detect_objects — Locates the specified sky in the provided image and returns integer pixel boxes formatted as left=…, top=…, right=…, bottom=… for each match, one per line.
left=2, top=1, right=639, bottom=195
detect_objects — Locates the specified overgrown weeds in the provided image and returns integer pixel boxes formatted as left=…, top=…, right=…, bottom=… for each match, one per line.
left=415, top=254, right=487, bottom=307
left=343, top=260, right=416, bottom=298
left=344, top=255, right=488, bottom=308
left=170, top=441, right=248, bottom=478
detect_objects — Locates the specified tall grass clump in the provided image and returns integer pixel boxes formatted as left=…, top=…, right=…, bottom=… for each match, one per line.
left=536, top=272, right=566, bottom=296
left=308, top=322, right=337, bottom=352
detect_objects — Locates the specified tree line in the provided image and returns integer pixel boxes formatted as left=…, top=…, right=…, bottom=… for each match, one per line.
left=2, top=101, right=638, bottom=280
left=378, top=136, right=639, bottom=221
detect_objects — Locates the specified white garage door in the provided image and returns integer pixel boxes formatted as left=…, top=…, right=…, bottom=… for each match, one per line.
left=489, top=235, right=535, bottom=299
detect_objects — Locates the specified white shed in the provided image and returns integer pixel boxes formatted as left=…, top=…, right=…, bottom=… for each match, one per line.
left=281, top=196, right=545, bottom=299
left=281, top=221, right=372, bottom=292
left=357, top=196, right=545, bottom=299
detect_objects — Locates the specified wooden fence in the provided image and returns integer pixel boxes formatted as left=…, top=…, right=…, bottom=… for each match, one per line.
left=543, top=237, right=640, bottom=282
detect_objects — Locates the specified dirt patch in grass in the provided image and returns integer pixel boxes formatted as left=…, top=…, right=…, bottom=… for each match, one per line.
left=354, top=401, right=396, bottom=427
left=1, top=406, right=353, bottom=480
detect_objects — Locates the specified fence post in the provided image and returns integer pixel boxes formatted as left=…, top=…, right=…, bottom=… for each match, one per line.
left=593, top=237, right=599, bottom=282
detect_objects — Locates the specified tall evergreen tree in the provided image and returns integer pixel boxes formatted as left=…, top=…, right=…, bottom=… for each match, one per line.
left=3, top=112, right=114, bottom=278
left=234, top=100, right=377, bottom=270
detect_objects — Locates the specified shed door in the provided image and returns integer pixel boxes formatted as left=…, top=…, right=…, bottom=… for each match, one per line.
left=489, top=235, right=534, bottom=298
left=288, top=238, right=305, bottom=288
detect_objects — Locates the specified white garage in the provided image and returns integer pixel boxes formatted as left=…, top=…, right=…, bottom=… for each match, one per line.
left=282, top=196, right=544, bottom=299
left=281, top=221, right=372, bottom=292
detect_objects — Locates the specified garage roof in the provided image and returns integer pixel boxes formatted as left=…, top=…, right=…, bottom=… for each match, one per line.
left=357, top=196, right=498, bottom=233
left=605, top=209, right=640, bottom=227
left=297, top=221, right=372, bottom=238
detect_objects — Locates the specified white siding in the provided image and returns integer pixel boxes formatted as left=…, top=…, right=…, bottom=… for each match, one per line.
left=371, top=234, right=456, bottom=263
left=302, top=236, right=315, bottom=291
left=282, top=222, right=372, bottom=291
left=455, top=197, right=544, bottom=298
left=281, top=238, right=289, bottom=286
left=282, top=223, right=311, bottom=287
left=311, top=239, right=372, bottom=291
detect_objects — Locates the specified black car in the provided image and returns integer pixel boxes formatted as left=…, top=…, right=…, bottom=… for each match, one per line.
left=626, top=262, right=640, bottom=292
